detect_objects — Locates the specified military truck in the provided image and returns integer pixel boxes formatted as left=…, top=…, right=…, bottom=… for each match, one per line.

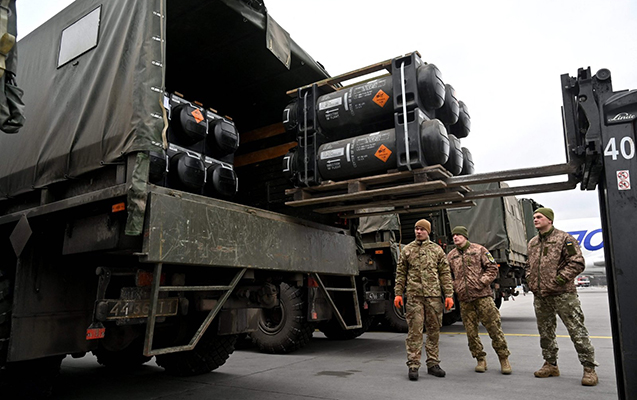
left=446, top=182, right=530, bottom=304
left=0, top=0, right=365, bottom=396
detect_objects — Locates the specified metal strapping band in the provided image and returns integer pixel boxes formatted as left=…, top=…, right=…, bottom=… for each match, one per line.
left=400, top=62, right=412, bottom=171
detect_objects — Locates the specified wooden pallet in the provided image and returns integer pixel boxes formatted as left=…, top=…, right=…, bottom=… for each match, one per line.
left=285, top=165, right=472, bottom=218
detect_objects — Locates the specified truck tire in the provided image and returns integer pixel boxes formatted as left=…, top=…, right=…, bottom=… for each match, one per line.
left=251, top=282, right=314, bottom=354
left=156, top=332, right=237, bottom=376
left=93, top=338, right=153, bottom=369
left=318, top=311, right=373, bottom=340
left=383, top=296, right=408, bottom=332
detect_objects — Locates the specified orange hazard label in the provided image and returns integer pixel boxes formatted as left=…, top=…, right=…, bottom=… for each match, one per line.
left=191, top=108, right=204, bottom=123
left=372, top=90, right=390, bottom=107
left=375, top=144, right=392, bottom=162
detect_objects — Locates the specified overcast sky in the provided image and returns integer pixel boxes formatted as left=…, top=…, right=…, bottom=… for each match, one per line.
left=16, top=0, right=637, bottom=221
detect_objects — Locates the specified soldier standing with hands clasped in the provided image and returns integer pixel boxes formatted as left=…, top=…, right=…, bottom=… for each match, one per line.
left=447, top=226, right=512, bottom=374
left=394, top=219, right=454, bottom=381
left=527, top=207, right=598, bottom=386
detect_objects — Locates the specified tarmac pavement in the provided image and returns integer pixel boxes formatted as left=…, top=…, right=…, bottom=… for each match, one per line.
left=50, top=287, right=616, bottom=399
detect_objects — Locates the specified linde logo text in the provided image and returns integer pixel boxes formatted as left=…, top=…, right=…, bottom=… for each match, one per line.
left=609, top=112, right=636, bottom=122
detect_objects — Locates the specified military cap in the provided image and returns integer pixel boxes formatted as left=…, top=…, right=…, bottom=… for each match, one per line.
left=534, top=207, right=554, bottom=222
left=414, top=219, right=431, bottom=233
left=451, top=226, right=469, bottom=239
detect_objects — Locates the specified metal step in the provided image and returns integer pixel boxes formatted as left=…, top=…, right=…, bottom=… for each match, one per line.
left=313, top=273, right=362, bottom=330
left=143, top=264, right=246, bottom=356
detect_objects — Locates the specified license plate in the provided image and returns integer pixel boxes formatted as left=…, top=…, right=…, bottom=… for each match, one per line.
left=105, top=298, right=179, bottom=319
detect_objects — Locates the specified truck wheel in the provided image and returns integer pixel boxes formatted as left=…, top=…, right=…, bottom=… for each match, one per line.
left=93, top=338, right=153, bottom=369
left=251, top=282, right=314, bottom=354
left=156, top=332, right=237, bottom=376
left=318, top=311, right=373, bottom=340
left=383, top=296, right=408, bottom=332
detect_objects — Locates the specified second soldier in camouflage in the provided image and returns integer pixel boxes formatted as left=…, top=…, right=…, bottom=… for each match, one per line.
left=447, top=226, right=512, bottom=374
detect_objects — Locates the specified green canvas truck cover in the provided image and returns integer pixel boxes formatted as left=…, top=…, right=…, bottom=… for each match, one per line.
left=0, top=0, right=329, bottom=215
left=519, top=197, right=542, bottom=242
left=447, top=182, right=528, bottom=266
left=0, top=0, right=162, bottom=199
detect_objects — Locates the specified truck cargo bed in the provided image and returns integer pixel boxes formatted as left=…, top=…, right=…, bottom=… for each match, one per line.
left=142, top=186, right=357, bottom=275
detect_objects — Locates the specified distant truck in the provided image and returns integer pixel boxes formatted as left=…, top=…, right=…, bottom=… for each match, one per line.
left=0, top=0, right=362, bottom=396
left=444, top=182, right=530, bottom=313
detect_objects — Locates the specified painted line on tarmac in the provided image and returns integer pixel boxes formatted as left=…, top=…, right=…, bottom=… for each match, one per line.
left=442, top=332, right=612, bottom=339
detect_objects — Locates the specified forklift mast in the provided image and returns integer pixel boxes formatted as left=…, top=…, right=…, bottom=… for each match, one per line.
left=562, top=67, right=637, bottom=400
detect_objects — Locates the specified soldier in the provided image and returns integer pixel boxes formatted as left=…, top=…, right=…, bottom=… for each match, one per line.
left=527, top=207, right=598, bottom=386
left=394, top=219, right=454, bottom=381
left=447, top=226, right=512, bottom=374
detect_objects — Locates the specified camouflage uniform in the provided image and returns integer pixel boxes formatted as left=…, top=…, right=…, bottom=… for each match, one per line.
left=395, top=239, right=453, bottom=369
left=448, top=242, right=510, bottom=359
left=527, top=227, right=597, bottom=368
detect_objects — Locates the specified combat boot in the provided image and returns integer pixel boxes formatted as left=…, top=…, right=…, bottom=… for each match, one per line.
left=581, top=367, right=598, bottom=386
left=534, top=361, right=559, bottom=378
left=475, top=358, right=487, bottom=373
left=499, top=357, right=512, bottom=375
left=408, top=368, right=418, bottom=381
left=427, top=364, right=446, bottom=377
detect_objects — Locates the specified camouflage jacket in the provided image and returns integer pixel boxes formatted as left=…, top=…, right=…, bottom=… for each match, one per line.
left=395, top=240, right=453, bottom=298
left=526, top=227, right=585, bottom=297
left=447, top=242, right=498, bottom=303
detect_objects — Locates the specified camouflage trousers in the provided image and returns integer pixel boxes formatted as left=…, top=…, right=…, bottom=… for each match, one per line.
left=533, top=292, right=597, bottom=368
left=405, top=296, right=443, bottom=369
left=460, top=296, right=510, bottom=359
